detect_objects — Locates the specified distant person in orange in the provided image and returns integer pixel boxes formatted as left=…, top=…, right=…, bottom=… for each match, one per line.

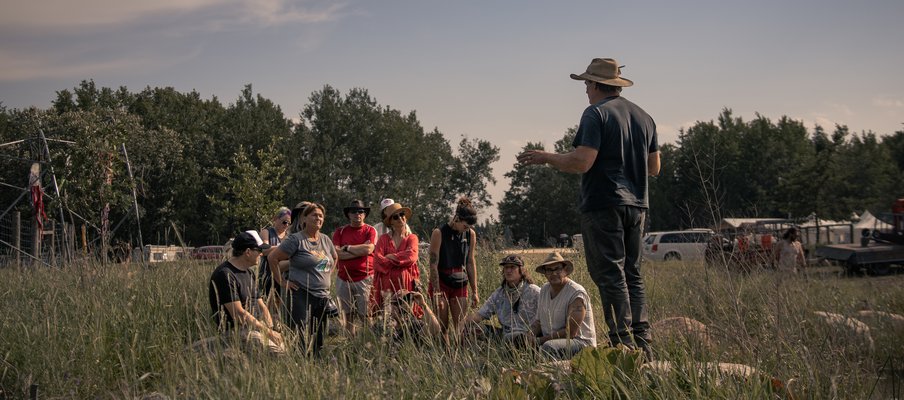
left=774, top=227, right=806, bottom=273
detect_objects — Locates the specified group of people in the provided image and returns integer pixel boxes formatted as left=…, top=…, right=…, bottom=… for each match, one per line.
left=208, top=197, right=600, bottom=359
left=208, top=56, right=663, bottom=361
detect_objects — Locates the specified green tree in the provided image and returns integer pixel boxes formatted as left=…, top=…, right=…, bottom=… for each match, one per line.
left=208, top=143, right=286, bottom=232
left=288, top=85, right=472, bottom=235
left=450, top=137, right=500, bottom=210
left=498, top=130, right=580, bottom=247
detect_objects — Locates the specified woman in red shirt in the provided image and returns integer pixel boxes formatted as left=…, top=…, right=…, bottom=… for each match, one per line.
left=371, top=202, right=421, bottom=315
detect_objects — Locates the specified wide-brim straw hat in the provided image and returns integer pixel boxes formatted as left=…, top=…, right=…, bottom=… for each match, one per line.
left=570, top=58, right=633, bottom=87
left=534, top=252, right=574, bottom=274
left=382, top=203, right=412, bottom=225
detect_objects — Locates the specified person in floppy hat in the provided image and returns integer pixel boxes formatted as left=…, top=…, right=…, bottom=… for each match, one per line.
left=333, top=199, right=378, bottom=335
left=428, top=196, right=480, bottom=336
left=459, top=254, right=541, bottom=346
left=208, top=230, right=284, bottom=355
left=518, top=57, right=659, bottom=359
left=529, top=252, right=597, bottom=360
left=373, top=198, right=409, bottom=237
left=371, top=201, right=421, bottom=316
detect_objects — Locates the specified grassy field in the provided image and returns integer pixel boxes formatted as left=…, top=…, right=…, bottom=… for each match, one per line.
left=1, top=249, right=902, bottom=399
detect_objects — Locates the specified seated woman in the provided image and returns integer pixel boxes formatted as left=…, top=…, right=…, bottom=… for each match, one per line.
left=460, top=255, right=540, bottom=346
left=530, top=252, right=597, bottom=360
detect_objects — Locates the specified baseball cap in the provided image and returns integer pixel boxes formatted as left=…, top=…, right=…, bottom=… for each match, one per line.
left=232, top=230, right=271, bottom=252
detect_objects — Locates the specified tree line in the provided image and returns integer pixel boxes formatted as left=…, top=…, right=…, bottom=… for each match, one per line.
left=501, top=109, right=904, bottom=246
left=0, top=81, right=499, bottom=250
left=1, top=82, right=901, bottom=251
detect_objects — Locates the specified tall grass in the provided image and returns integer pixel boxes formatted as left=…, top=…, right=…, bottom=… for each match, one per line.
left=1, top=251, right=902, bottom=398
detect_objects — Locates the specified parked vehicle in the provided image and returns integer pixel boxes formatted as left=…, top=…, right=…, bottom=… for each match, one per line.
left=191, top=245, right=226, bottom=261
left=816, top=198, right=904, bottom=275
left=643, top=229, right=714, bottom=262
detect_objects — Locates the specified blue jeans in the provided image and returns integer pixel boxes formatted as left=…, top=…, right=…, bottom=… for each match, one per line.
left=581, top=206, right=651, bottom=356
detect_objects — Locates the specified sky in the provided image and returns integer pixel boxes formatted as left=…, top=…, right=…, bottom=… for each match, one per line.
left=2, top=0, right=902, bottom=219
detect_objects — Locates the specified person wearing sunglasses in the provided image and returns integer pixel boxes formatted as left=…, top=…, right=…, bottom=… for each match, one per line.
left=257, top=206, right=292, bottom=317
left=428, top=196, right=479, bottom=335
left=371, top=202, right=421, bottom=316
left=332, top=200, right=377, bottom=336
left=530, top=252, right=597, bottom=360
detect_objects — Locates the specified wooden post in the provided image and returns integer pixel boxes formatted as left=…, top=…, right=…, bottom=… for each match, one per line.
left=32, top=214, right=41, bottom=266
left=14, top=211, right=21, bottom=268
left=48, top=220, right=56, bottom=265
left=81, top=224, right=88, bottom=256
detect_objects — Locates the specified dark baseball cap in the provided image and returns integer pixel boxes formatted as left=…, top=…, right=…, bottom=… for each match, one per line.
left=232, top=230, right=271, bottom=252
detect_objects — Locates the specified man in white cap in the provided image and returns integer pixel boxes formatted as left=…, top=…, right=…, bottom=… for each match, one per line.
left=208, top=230, right=284, bottom=354
left=518, top=58, right=659, bottom=359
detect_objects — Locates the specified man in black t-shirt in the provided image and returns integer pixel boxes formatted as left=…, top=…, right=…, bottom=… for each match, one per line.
left=208, top=230, right=284, bottom=354
left=518, top=58, right=660, bottom=359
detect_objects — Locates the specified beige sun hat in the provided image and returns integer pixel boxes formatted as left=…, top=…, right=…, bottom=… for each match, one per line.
left=382, top=202, right=412, bottom=225
left=534, top=252, right=574, bottom=274
left=570, top=58, right=634, bottom=87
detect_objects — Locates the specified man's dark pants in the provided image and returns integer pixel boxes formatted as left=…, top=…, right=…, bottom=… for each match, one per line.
left=581, top=205, right=651, bottom=356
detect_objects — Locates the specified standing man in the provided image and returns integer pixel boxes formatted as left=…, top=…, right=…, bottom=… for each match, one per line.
left=518, top=58, right=660, bottom=358
left=333, top=199, right=378, bottom=335
left=209, top=230, right=284, bottom=354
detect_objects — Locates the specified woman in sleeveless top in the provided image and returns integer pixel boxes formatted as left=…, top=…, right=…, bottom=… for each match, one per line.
left=428, top=197, right=479, bottom=334
left=258, top=207, right=291, bottom=314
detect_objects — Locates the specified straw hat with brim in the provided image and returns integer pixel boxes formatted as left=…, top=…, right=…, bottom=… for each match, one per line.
left=382, top=203, right=412, bottom=225
left=343, top=199, right=370, bottom=217
left=534, top=252, right=574, bottom=274
left=570, top=58, right=633, bottom=87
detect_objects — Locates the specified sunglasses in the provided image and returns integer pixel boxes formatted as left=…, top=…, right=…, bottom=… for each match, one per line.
left=280, top=220, right=291, bottom=225
left=349, top=210, right=366, bottom=215
left=391, top=213, right=406, bottom=221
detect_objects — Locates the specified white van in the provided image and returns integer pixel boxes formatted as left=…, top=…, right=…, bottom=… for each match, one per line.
left=642, top=229, right=714, bottom=262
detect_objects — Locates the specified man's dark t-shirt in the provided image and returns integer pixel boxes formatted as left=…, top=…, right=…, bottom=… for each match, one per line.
left=208, top=260, right=256, bottom=330
left=571, top=96, right=658, bottom=212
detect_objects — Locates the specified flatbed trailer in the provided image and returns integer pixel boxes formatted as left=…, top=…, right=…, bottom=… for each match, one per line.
left=815, top=242, right=904, bottom=275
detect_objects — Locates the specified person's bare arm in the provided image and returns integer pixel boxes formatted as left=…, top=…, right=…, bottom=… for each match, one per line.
left=224, top=300, right=282, bottom=345
left=267, top=248, right=296, bottom=290
left=466, top=228, right=479, bottom=307
left=413, top=293, right=443, bottom=337
left=517, top=146, right=598, bottom=174
left=428, top=228, right=442, bottom=291
left=564, top=297, right=587, bottom=339
left=648, top=151, right=661, bottom=176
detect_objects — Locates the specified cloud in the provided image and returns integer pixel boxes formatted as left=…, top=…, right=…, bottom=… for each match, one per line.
left=0, top=0, right=347, bottom=31
left=0, top=47, right=201, bottom=82
left=873, top=97, right=904, bottom=109
left=0, top=0, right=348, bottom=81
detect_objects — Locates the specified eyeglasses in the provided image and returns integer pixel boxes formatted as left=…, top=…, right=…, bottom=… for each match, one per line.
left=391, top=213, right=406, bottom=221
left=350, top=210, right=366, bottom=215
left=541, top=265, right=565, bottom=274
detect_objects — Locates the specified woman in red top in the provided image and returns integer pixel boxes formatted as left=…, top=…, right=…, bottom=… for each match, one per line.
left=371, top=202, right=421, bottom=315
